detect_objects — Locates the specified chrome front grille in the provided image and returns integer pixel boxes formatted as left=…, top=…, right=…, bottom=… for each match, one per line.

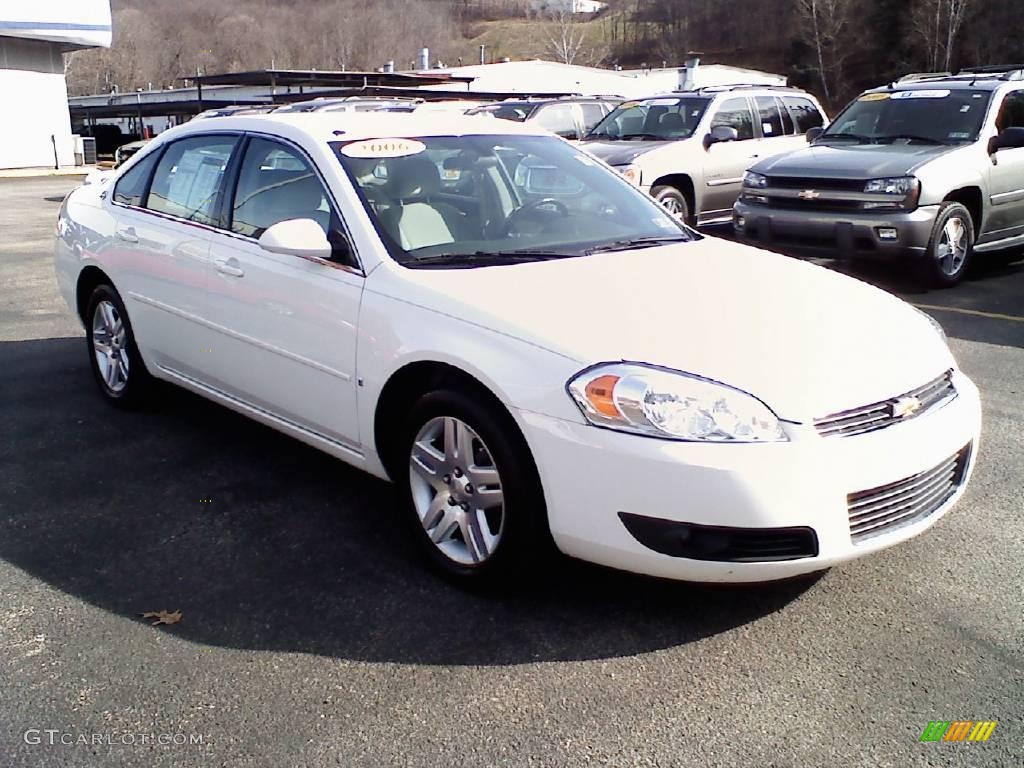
left=848, top=444, right=971, bottom=543
left=814, top=370, right=956, bottom=438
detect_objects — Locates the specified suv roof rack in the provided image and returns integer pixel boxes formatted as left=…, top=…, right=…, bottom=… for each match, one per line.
left=955, top=65, right=1024, bottom=82
left=895, top=71, right=951, bottom=83
left=691, top=83, right=796, bottom=94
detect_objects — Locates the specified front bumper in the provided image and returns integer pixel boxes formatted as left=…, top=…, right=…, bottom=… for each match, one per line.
left=733, top=200, right=940, bottom=259
left=519, top=370, right=981, bottom=582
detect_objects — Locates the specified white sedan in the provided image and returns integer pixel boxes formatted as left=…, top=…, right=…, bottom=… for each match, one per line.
left=55, top=112, right=981, bottom=585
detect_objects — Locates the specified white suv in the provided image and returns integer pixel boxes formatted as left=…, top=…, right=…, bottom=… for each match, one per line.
left=582, top=85, right=827, bottom=225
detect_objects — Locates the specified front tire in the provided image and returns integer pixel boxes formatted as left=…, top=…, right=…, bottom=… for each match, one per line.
left=921, top=202, right=974, bottom=287
left=651, top=185, right=691, bottom=223
left=400, top=389, right=550, bottom=585
left=85, top=283, right=153, bottom=408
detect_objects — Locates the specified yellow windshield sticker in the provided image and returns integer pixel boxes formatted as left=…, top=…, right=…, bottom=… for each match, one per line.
left=341, top=138, right=426, bottom=159
left=859, top=92, right=890, bottom=102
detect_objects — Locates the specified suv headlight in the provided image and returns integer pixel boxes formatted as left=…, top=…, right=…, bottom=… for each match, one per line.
left=567, top=363, right=787, bottom=442
left=617, top=164, right=642, bottom=186
left=743, top=171, right=768, bottom=189
left=864, top=176, right=917, bottom=195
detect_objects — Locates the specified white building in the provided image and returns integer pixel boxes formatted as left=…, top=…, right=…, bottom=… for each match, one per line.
left=531, top=0, right=607, bottom=13
left=0, top=1, right=112, bottom=169
left=421, top=59, right=785, bottom=100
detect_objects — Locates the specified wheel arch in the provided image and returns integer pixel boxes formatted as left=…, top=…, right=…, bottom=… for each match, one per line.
left=75, top=265, right=115, bottom=324
left=650, top=173, right=697, bottom=213
left=943, top=186, right=984, bottom=235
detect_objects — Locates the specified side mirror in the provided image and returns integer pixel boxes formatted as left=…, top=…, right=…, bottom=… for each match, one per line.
left=704, top=124, right=739, bottom=149
left=258, top=219, right=332, bottom=260
left=989, top=126, right=1024, bottom=154
left=806, top=126, right=825, bottom=143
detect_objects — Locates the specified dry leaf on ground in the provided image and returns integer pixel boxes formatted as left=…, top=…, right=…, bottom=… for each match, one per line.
left=141, top=610, right=182, bottom=626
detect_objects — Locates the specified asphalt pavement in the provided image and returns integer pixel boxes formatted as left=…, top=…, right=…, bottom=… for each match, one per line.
left=1, top=177, right=1022, bottom=767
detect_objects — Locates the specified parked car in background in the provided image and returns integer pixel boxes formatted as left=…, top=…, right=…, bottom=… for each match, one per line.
left=273, top=98, right=420, bottom=114
left=55, top=112, right=979, bottom=588
left=114, top=139, right=150, bottom=168
left=193, top=105, right=276, bottom=120
left=582, top=85, right=826, bottom=224
left=734, top=67, right=1024, bottom=285
left=467, top=97, right=620, bottom=141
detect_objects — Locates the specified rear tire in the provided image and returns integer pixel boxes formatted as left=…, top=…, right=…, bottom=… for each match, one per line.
left=920, top=202, right=974, bottom=287
left=84, top=283, right=154, bottom=408
left=399, top=388, right=551, bottom=587
left=652, top=185, right=691, bottom=223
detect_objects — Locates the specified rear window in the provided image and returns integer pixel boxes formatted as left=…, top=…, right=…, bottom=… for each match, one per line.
left=469, top=104, right=534, bottom=122
left=783, top=96, right=825, bottom=133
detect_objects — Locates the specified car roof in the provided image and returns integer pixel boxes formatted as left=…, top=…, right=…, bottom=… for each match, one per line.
left=168, top=111, right=553, bottom=144
left=864, top=76, right=1019, bottom=94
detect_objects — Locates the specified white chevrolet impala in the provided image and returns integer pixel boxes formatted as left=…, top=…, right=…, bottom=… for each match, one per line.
left=55, top=113, right=981, bottom=585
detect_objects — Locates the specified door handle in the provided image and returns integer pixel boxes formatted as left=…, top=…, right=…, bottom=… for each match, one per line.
left=215, top=258, right=245, bottom=278
left=115, top=226, right=138, bottom=244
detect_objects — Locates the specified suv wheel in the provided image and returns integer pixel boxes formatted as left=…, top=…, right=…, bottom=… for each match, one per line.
left=651, top=185, right=691, bottom=223
left=922, top=202, right=974, bottom=287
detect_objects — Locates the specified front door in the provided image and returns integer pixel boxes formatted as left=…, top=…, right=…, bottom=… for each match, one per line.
left=985, top=90, right=1024, bottom=242
left=203, top=136, right=364, bottom=449
left=702, top=97, right=760, bottom=220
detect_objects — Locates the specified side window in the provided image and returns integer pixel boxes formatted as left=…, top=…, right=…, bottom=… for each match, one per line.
left=112, top=151, right=160, bottom=207
left=534, top=104, right=580, bottom=139
left=755, top=96, right=785, bottom=138
left=711, top=97, right=755, bottom=140
left=231, top=137, right=334, bottom=240
left=776, top=96, right=795, bottom=134
left=580, top=103, right=607, bottom=134
left=147, top=136, right=237, bottom=226
left=783, top=97, right=825, bottom=133
left=996, top=91, right=1024, bottom=131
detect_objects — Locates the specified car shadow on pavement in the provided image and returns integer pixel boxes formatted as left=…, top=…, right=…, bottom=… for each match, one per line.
left=1, top=337, right=819, bottom=666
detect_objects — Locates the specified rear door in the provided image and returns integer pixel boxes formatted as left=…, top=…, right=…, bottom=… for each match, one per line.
left=202, top=135, right=365, bottom=448
left=986, top=89, right=1024, bottom=241
left=110, top=134, right=240, bottom=379
left=754, top=94, right=808, bottom=159
left=702, top=96, right=760, bottom=219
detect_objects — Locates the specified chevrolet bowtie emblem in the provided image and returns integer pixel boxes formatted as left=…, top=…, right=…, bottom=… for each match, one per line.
left=797, top=189, right=821, bottom=200
left=890, top=395, right=922, bottom=419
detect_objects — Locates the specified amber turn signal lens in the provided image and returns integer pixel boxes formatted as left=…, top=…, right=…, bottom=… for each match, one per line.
left=585, top=374, right=622, bottom=418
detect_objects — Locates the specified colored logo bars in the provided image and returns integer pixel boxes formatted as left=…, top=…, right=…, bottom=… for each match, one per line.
left=920, top=721, right=997, bottom=742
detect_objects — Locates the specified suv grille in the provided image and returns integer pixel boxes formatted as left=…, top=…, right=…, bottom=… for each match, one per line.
left=765, top=176, right=866, bottom=191
left=848, top=444, right=971, bottom=543
left=814, top=370, right=956, bottom=438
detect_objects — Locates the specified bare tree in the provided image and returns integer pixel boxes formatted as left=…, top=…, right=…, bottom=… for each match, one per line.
left=912, top=0, right=971, bottom=71
left=794, top=0, right=862, bottom=104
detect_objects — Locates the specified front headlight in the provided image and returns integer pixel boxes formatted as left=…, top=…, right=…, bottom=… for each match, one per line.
left=864, top=176, right=917, bottom=195
left=567, top=363, right=788, bottom=442
left=743, top=171, right=768, bottom=189
left=617, top=164, right=642, bottom=186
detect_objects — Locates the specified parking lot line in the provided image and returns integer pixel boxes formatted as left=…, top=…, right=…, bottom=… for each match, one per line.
left=912, top=303, right=1024, bottom=323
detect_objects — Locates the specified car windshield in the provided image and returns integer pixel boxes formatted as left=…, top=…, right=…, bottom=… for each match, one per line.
left=332, top=134, right=693, bottom=267
left=821, top=89, right=993, bottom=144
left=467, top=104, right=535, bottom=122
left=586, top=97, right=711, bottom=140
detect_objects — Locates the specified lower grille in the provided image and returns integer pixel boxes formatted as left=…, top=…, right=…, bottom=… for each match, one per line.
left=848, top=444, right=971, bottom=543
left=815, top=370, right=956, bottom=438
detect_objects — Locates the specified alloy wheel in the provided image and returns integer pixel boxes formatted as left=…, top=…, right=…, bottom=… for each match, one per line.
left=408, top=416, right=505, bottom=565
left=936, top=217, right=968, bottom=276
left=92, top=300, right=130, bottom=393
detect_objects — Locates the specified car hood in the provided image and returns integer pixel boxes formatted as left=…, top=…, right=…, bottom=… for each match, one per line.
left=753, top=142, right=955, bottom=179
left=580, top=139, right=675, bottom=166
left=397, top=238, right=954, bottom=422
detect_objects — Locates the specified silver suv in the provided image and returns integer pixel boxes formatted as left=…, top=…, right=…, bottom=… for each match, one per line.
left=581, top=85, right=826, bottom=224
left=734, top=67, right=1024, bottom=286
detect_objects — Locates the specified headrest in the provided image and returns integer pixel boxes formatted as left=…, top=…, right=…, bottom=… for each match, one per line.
left=659, top=112, right=685, bottom=130
left=388, top=157, right=441, bottom=200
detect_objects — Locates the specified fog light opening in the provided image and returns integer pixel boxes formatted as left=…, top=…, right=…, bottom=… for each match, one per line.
left=876, top=227, right=899, bottom=241
left=734, top=214, right=746, bottom=230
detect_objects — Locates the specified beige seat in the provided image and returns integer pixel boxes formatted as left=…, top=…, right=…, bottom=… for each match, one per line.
left=381, top=158, right=467, bottom=250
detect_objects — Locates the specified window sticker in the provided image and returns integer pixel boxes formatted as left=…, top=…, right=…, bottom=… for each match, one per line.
left=949, top=131, right=970, bottom=139
left=762, top=122, right=774, bottom=135
left=647, top=98, right=681, bottom=106
left=859, top=92, right=890, bottom=102
left=960, top=105, right=971, bottom=112
left=891, top=89, right=950, bottom=99
left=341, top=138, right=426, bottom=159
left=619, top=101, right=640, bottom=110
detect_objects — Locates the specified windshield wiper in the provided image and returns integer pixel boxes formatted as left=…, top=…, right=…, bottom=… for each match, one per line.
left=407, top=249, right=580, bottom=267
left=873, top=134, right=945, bottom=145
left=586, top=235, right=690, bottom=254
left=817, top=132, right=873, bottom=144
left=619, top=133, right=665, bottom=141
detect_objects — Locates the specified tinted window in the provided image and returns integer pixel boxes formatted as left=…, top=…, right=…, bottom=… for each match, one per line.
left=147, top=136, right=237, bottom=225
left=755, top=96, right=785, bottom=138
left=776, top=96, right=795, bottom=134
left=112, top=151, right=159, bottom=207
left=535, top=104, right=580, bottom=139
left=231, top=137, right=334, bottom=240
left=580, top=103, right=607, bottom=133
left=469, top=103, right=532, bottom=122
left=996, top=91, right=1024, bottom=130
left=783, top=96, right=825, bottom=133
left=712, top=98, right=755, bottom=141
left=587, top=97, right=710, bottom=140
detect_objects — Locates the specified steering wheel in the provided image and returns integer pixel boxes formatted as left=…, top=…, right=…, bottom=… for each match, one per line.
left=502, top=197, right=569, bottom=236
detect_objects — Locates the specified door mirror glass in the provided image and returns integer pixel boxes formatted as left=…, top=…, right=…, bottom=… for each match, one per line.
left=806, top=126, right=825, bottom=143
left=990, top=126, right=1024, bottom=153
left=258, top=218, right=332, bottom=259
left=705, top=124, right=739, bottom=149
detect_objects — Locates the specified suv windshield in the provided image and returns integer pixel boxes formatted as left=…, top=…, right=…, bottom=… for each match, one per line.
left=822, top=89, right=993, bottom=144
left=586, top=97, right=711, bottom=141
left=467, top=103, right=535, bottom=122
left=333, top=134, right=693, bottom=267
